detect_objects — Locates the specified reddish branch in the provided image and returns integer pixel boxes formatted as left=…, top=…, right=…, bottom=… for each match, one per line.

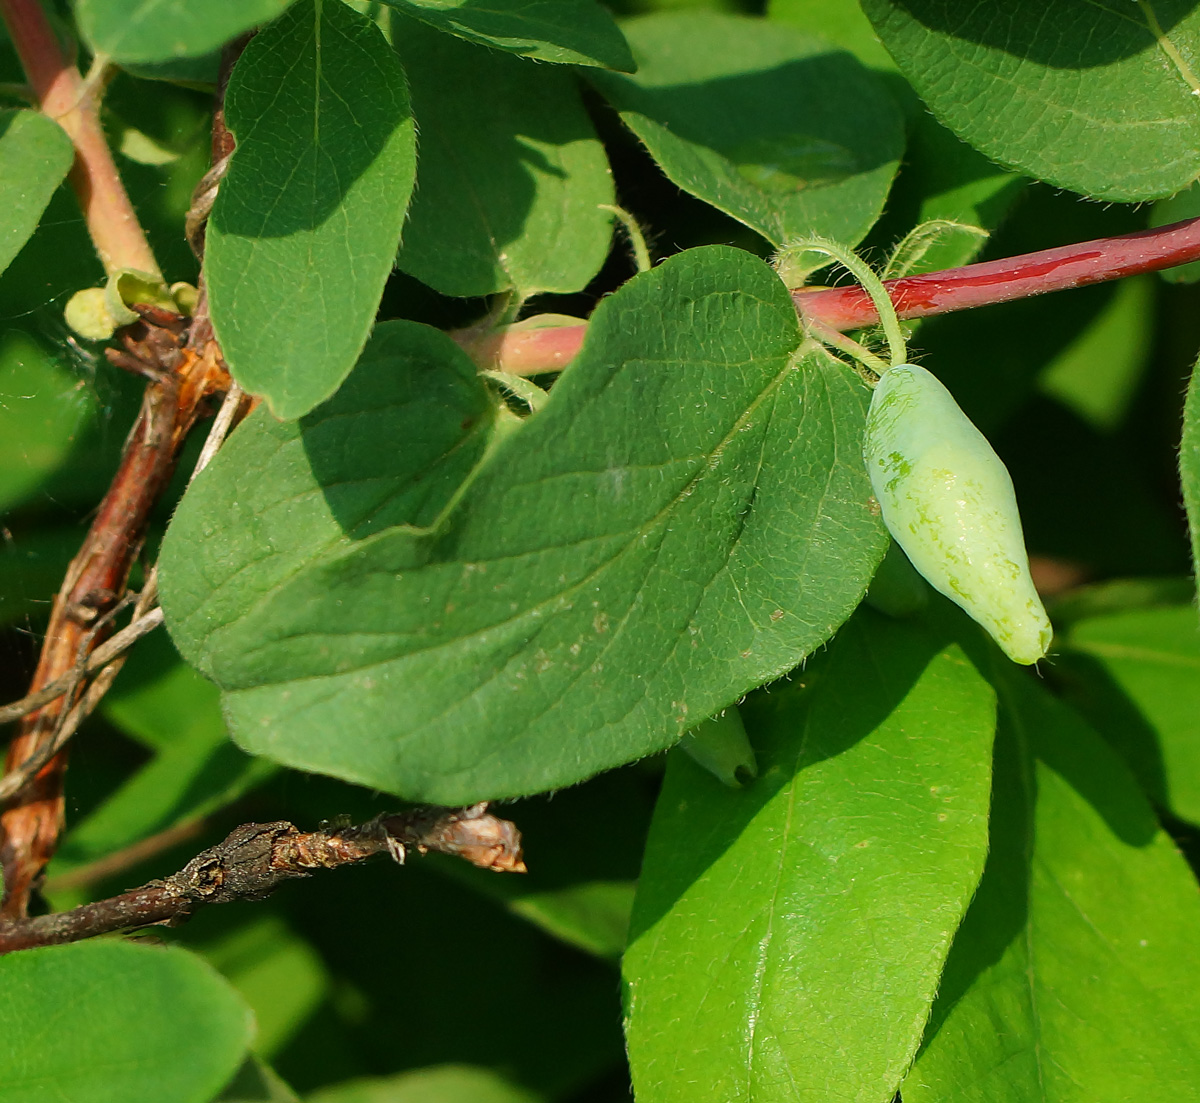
left=0, top=804, right=526, bottom=954
left=0, top=0, right=159, bottom=277
left=452, top=215, right=1200, bottom=375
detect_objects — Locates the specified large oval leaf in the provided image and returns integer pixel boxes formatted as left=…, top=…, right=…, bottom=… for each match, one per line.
left=162, top=246, right=888, bottom=804
left=624, top=611, right=996, bottom=1103
left=394, top=20, right=614, bottom=298
left=77, top=0, right=295, bottom=62
left=861, top=0, right=1200, bottom=202
left=589, top=13, right=904, bottom=247
left=903, top=664, right=1200, bottom=1101
left=0, top=940, right=253, bottom=1103
left=0, top=111, right=73, bottom=278
left=207, top=0, right=416, bottom=419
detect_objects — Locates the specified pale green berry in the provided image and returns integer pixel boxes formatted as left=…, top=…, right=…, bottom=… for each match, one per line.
left=863, top=363, right=1052, bottom=665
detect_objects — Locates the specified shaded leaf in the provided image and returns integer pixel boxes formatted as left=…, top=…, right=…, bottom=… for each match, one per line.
left=162, top=247, right=888, bottom=804
left=1152, top=181, right=1200, bottom=283
left=624, top=611, right=995, bottom=1103
left=1184, top=355, right=1200, bottom=579
left=1059, top=605, right=1200, bottom=826
left=207, top=0, right=416, bottom=418
left=507, top=881, right=635, bottom=959
left=381, top=0, right=633, bottom=70
left=861, top=0, right=1200, bottom=202
left=394, top=22, right=614, bottom=297
left=77, top=0, right=295, bottom=63
left=0, top=110, right=72, bottom=276
left=0, top=940, right=253, bottom=1103
left=590, top=12, right=903, bottom=247
left=308, top=1065, right=540, bottom=1103
left=903, top=664, right=1200, bottom=1101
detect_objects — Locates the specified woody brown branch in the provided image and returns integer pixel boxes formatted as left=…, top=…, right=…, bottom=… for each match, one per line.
left=0, top=804, right=525, bottom=954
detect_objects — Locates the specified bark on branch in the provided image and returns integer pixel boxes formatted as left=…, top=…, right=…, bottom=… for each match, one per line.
left=0, top=803, right=526, bottom=954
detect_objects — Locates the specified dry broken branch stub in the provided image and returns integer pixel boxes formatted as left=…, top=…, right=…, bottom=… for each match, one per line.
left=0, top=804, right=526, bottom=954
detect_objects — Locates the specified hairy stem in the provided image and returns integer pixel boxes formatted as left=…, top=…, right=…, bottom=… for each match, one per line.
left=453, top=214, right=1200, bottom=375
left=0, top=0, right=160, bottom=278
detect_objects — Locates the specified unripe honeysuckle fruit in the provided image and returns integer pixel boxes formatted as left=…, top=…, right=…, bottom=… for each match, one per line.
left=864, top=363, right=1052, bottom=665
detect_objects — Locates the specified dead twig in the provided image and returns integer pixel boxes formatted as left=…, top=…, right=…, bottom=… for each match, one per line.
left=0, top=803, right=526, bottom=954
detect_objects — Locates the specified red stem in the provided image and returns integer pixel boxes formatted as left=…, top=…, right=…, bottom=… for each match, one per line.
left=454, top=215, right=1200, bottom=374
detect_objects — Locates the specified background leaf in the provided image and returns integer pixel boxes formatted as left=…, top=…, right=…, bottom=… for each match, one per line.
left=1056, top=604, right=1200, bottom=826
left=1183, top=356, right=1200, bottom=580
left=903, top=664, right=1200, bottom=1101
left=162, top=247, right=888, bottom=804
left=0, top=940, right=253, bottom=1103
left=861, top=0, right=1200, bottom=202
left=589, top=12, right=904, bottom=247
left=77, top=0, right=295, bottom=63
left=307, top=1065, right=540, bottom=1103
left=207, top=0, right=416, bottom=418
left=393, top=21, right=614, bottom=298
left=624, top=611, right=995, bottom=1103
left=0, top=110, right=72, bottom=277
left=380, top=0, right=634, bottom=70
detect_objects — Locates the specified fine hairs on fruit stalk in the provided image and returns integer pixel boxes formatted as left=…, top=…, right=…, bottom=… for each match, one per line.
left=784, top=236, right=1052, bottom=665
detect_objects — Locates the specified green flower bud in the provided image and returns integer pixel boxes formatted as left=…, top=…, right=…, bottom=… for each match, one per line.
left=863, top=363, right=1052, bottom=664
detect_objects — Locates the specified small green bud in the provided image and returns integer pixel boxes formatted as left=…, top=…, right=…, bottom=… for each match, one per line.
left=679, top=708, right=757, bottom=788
left=63, top=287, right=117, bottom=341
left=863, top=363, right=1052, bottom=665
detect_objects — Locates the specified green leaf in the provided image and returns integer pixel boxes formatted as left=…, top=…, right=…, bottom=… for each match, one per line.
left=308, top=1065, right=541, bottom=1103
left=507, top=881, right=635, bottom=959
left=1058, top=605, right=1200, bottom=826
left=903, top=665, right=1200, bottom=1101
left=0, top=110, right=72, bottom=276
left=1184, top=355, right=1200, bottom=578
left=162, top=247, right=888, bottom=804
left=769, top=0, right=1023, bottom=273
left=861, top=0, right=1200, bottom=202
left=381, top=0, right=634, bottom=70
left=394, top=22, right=614, bottom=297
left=207, top=0, right=416, bottom=419
left=0, top=940, right=253, bottom=1103
left=0, top=332, right=92, bottom=515
left=77, top=0, right=295, bottom=63
left=589, top=12, right=903, bottom=247
left=624, top=611, right=995, bottom=1103
left=1038, top=275, right=1154, bottom=432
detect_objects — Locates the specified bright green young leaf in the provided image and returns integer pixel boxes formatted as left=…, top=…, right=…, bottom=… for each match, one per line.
left=861, top=0, right=1200, bottom=202
left=207, top=0, right=416, bottom=419
left=308, top=1065, right=541, bottom=1103
left=76, top=0, right=295, bottom=63
left=1059, top=605, right=1200, bottom=826
left=904, top=665, right=1200, bottom=1102
left=161, top=247, right=888, bottom=804
left=0, top=940, right=253, bottom=1103
left=624, top=611, right=995, bottom=1103
left=382, top=0, right=633, bottom=70
left=0, top=111, right=72, bottom=277
left=589, top=13, right=904, bottom=247
left=394, top=21, right=613, bottom=298
left=1184, top=356, right=1200, bottom=578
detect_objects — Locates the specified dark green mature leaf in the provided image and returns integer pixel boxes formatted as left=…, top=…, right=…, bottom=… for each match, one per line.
left=0, top=111, right=72, bottom=276
left=590, top=13, right=903, bottom=248
left=903, top=665, right=1200, bottom=1102
left=1184, top=356, right=1200, bottom=577
left=1059, top=605, right=1200, bottom=826
left=382, top=0, right=633, bottom=70
left=862, top=0, right=1200, bottom=202
left=207, top=0, right=415, bottom=419
left=162, top=247, right=888, bottom=804
left=394, top=21, right=613, bottom=298
left=0, top=940, right=253, bottom=1103
left=624, top=611, right=995, bottom=1103
left=77, top=0, right=294, bottom=63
